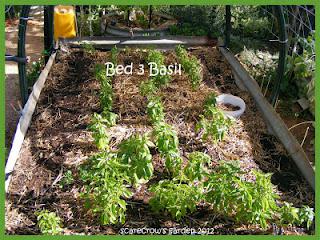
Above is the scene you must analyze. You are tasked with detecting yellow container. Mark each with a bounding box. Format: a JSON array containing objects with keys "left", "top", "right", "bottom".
[{"left": 54, "top": 5, "right": 76, "bottom": 40}]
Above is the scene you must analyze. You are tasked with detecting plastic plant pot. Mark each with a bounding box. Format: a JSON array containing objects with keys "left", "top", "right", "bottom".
[{"left": 216, "top": 94, "right": 246, "bottom": 119}]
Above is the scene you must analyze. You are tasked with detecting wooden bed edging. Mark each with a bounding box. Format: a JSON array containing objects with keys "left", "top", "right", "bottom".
[
  {"left": 219, "top": 46, "right": 315, "bottom": 190},
  {"left": 5, "top": 51, "right": 57, "bottom": 193}
]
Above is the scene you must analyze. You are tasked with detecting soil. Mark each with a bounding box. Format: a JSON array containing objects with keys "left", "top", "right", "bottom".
[{"left": 5, "top": 46, "right": 314, "bottom": 235}]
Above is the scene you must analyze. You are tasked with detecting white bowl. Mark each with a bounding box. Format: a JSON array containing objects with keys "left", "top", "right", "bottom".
[{"left": 216, "top": 94, "right": 246, "bottom": 118}]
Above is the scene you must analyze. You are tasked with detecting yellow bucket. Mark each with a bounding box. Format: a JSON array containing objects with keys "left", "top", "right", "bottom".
[{"left": 54, "top": 5, "right": 76, "bottom": 40}]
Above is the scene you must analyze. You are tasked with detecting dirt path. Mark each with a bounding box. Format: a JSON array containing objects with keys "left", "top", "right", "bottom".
[{"left": 5, "top": 6, "right": 44, "bottom": 152}]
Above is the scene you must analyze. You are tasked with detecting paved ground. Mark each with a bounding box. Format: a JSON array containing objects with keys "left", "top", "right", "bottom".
[{"left": 5, "top": 6, "right": 44, "bottom": 152}]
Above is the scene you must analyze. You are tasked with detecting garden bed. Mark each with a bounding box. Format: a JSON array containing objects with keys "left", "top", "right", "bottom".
[{"left": 6, "top": 46, "right": 314, "bottom": 235}]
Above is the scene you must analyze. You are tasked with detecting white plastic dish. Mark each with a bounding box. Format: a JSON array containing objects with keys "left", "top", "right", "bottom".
[{"left": 216, "top": 94, "right": 246, "bottom": 118}]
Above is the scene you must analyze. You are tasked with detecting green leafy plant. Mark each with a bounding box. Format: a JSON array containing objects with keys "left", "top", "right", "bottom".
[
  {"left": 149, "top": 180, "right": 201, "bottom": 220},
  {"left": 139, "top": 79, "right": 157, "bottom": 97},
  {"left": 146, "top": 96, "right": 165, "bottom": 124},
  {"left": 83, "top": 42, "right": 96, "bottom": 54},
  {"left": 169, "top": 23, "right": 208, "bottom": 36},
  {"left": 204, "top": 92, "right": 217, "bottom": 108},
  {"left": 94, "top": 64, "right": 113, "bottom": 111},
  {"left": 117, "top": 134, "right": 154, "bottom": 185},
  {"left": 35, "top": 210, "right": 63, "bottom": 235},
  {"left": 88, "top": 113, "right": 111, "bottom": 150},
  {"left": 204, "top": 162, "right": 278, "bottom": 229},
  {"left": 59, "top": 170, "right": 74, "bottom": 188},
  {"left": 279, "top": 203, "right": 314, "bottom": 229},
  {"left": 94, "top": 63, "right": 107, "bottom": 82},
  {"left": 183, "top": 152, "right": 211, "bottom": 182},
  {"left": 175, "top": 45, "right": 202, "bottom": 90},
  {"left": 100, "top": 80, "right": 113, "bottom": 111},
  {"left": 152, "top": 122, "right": 182, "bottom": 174},
  {"left": 147, "top": 49, "right": 171, "bottom": 87},
  {"left": 111, "top": 45, "right": 118, "bottom": 65},
  {"left": 235, "top": 170, "right": 279, "bottom": 229},
  {"left": 79, "top": 152, "right": 132, "bottom": 225},
  {"left": 204, "top": 161, "right": 314, "bottom": 229},
  {"left": 196, "top": 105, "right": 232, "bottom": 142}
]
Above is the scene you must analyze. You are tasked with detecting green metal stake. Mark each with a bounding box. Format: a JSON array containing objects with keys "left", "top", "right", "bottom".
[
  {"left": 270, "top": 6, "right": 288, "bottom": 106},
  {"left": 17, "top": 6, "right": 31, "bottom": 105},
  {"left": 225, "top": 5, "right": 231, "bottom": 48}
]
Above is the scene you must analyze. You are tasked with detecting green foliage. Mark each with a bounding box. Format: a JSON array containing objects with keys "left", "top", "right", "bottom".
[
  {"left": 100, "top": 110, "right": 118, "bottom": 127},
  {"left": 83, "top": 42, "right": 96, "bottom": 54},
  {"left": 204, "top": 161, "right": 314, "bottom": 229},
  {"left": 231, "top": 6, "right": 273, "bottom": 40},
  {"left": 196, "top": 104, "right": 232, "bottom": 142},
  {"left": 59, "top": 170, "right": 74, "bottom": 188},
  {"left": 175, "top": 45, "right": 202, "bottom": 90},
  {"left": 236, "top": 170, "right": 279, "bottom": 229},
  {"left": 79, "top": 152, "right": 132, "bottom": 225},
  {"left": 117, "top": 134, "right": 154, "bottom": 185},
  {"left": 284, "top": 34, "right": 315, "bottom": 115},
  {"left": 27, "top": 60, "right": 43, "bottom": 86},
  {"left": 279, "top": 203, "right": 314, "bottom": 229},
  {"left": 137, "top": 14, "right": 148, "bottom": 28},
  {"left": 111, "top": 45, "right": 118, "bottom": 65},
  {"left": 36, "top": 210, "right": 63, "bottom": 235},
  {"left": 146, "top": 96, "right": 165, "bottom": 124},
  {"left": 204, "top": 93, "right": 217, "bottom": 108},
  {"left": 100, "top": 78, "right": 113, "bottom": 111},
  {"left": 205, "top": 162, "right": 243, "bottom": 216},
  {"left": 169, "top": 23, "right": 207, "bottom": 36},
  {"left": 152, "top": 122, "right": 182, "bottom": 174},
  {"left": 149, "top": 180, "right": 201, "bottom": 220},
  {"left": 205, "top": 162, "right": 277, "bottom": 229},
  {"left": 183, "top": 152, "right": 211, "bottom": 182},
  {"left": 139, "top": 80, "right": 157, "bottom": 97},
  {"left": 163, "top": 5, "right": 224, "bottom": 38},
  {"left": 88, "top": 112, "right": 111, "bottom": 150},
  {"left": 147, "top": 49, "right": 171, "bottom": 87},
  {"left": 94, "top": 63, "right": 106, "bottom": 82},
  {"left": 94, "top": 64, "right": 113, "bottom": 111}
]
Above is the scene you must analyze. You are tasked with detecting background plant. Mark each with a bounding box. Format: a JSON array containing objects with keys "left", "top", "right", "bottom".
[{"left": 139, "top": 79, "right": 158, "bottom": 97}]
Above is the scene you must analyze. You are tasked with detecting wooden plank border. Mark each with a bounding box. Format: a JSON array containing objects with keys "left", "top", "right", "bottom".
[
  {"left": 219, "top": 46, "right": 315, "bottom": 190},
  {"left": 5, "top": 51, "right": 57, "bottom": 193}
]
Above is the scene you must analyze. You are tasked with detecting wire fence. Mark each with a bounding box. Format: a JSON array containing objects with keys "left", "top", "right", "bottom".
[{"left": 229, "top": 5, "right": 315, "bottom": 116}]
